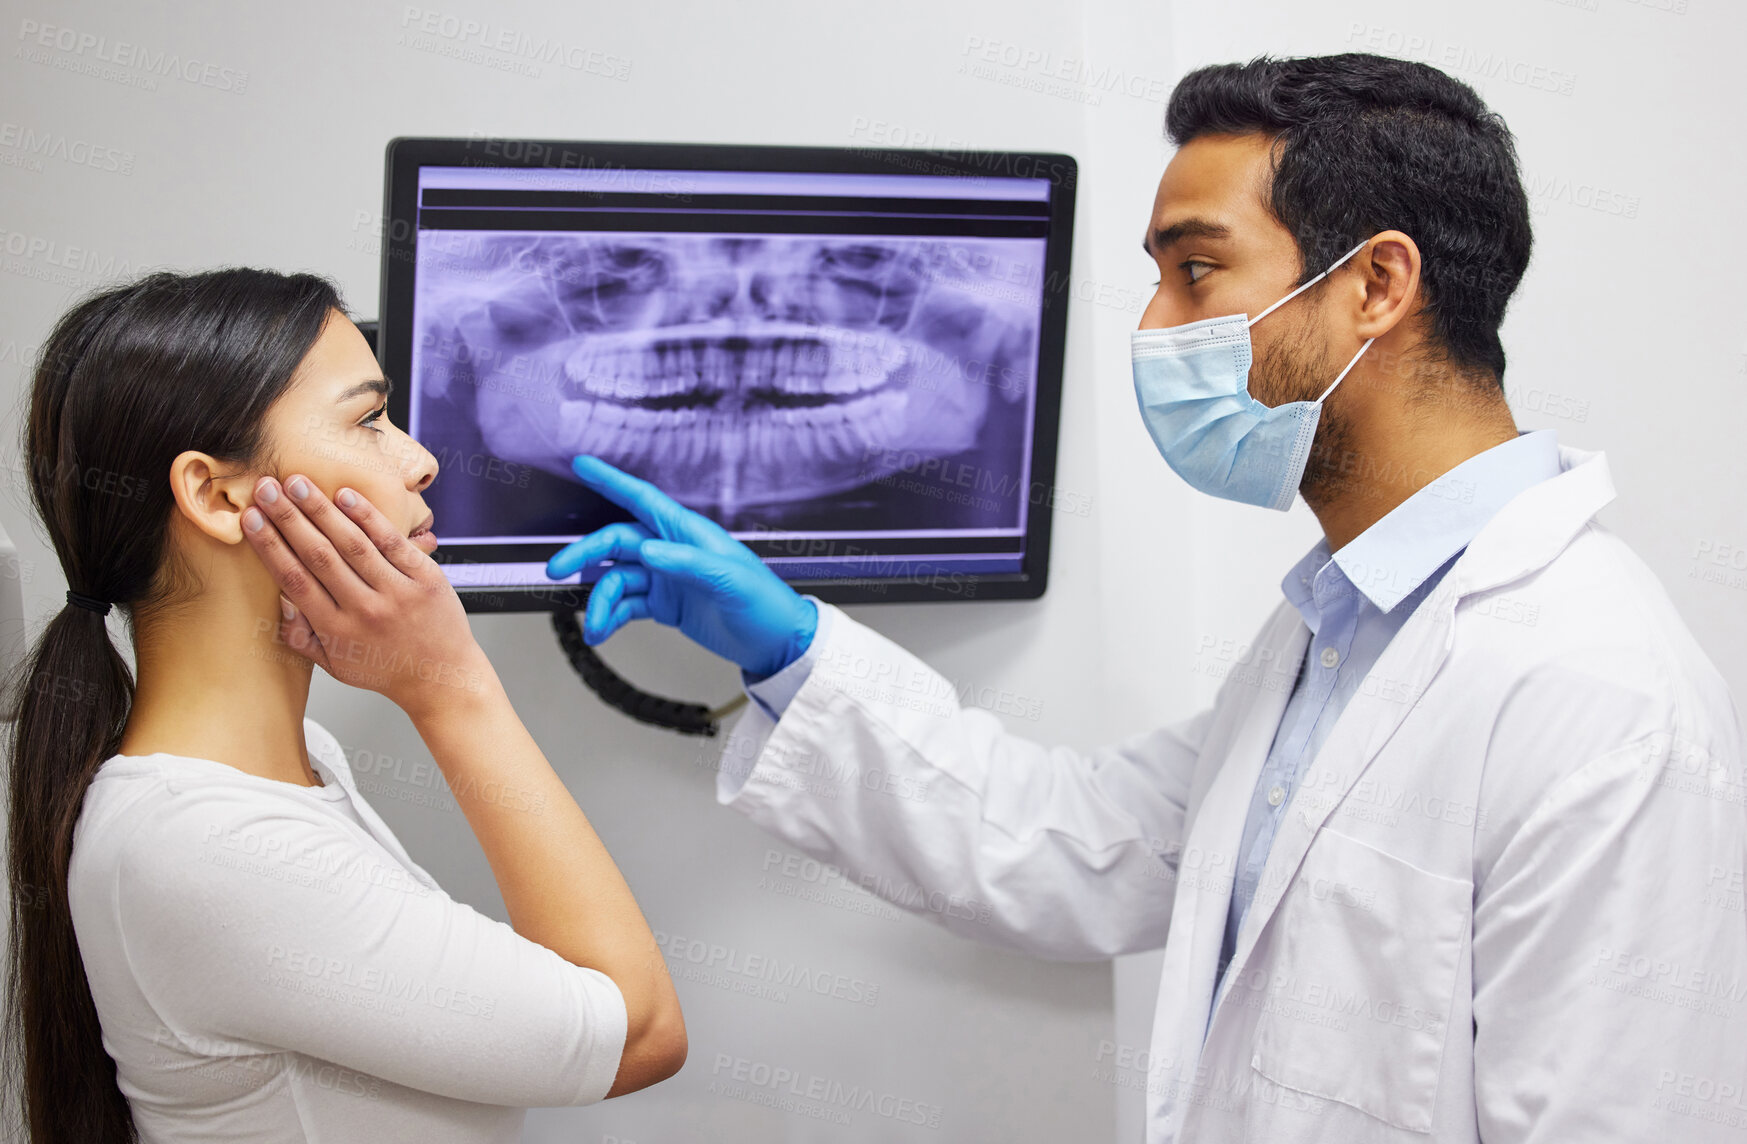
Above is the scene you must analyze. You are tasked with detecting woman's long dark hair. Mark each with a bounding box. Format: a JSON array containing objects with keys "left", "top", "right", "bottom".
[{"left": 1, "top": 268, "right": 342, "bottom": 1141}]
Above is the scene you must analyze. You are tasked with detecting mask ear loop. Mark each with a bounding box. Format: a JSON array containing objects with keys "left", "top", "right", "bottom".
[
  {"left": 1313, "top": 337, "right": 1375, "bottom": 404},
  {"left": 1244, "top": 238, "right": 1376, "bottom": 404},
  {"left": 1245, "top": 239, "right": 1370, "bottom": 329}
]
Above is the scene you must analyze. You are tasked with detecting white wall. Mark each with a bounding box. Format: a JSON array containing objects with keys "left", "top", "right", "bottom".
[
  {"left": 2, "top": 1, "right": 1741, "bottom": 1141},
  {"left": 0, "top": 520, "right": 21, "bottom": 686}
]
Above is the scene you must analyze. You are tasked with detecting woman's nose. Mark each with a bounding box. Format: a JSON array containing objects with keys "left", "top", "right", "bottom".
[{"left": 402, "top": 437, "right": 438, "bottom": 491}]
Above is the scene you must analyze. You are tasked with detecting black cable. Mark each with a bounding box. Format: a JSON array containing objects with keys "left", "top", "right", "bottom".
[{"left": 550, "top": 610, "right": 745, "bottom": 736}]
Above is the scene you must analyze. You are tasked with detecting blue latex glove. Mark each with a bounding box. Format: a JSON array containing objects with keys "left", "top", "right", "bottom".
[{"left": 544, "top": 455, "right": 819, "bottom": 679}]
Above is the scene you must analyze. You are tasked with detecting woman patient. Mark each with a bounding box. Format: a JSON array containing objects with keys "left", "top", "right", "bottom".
[{"left": 3, "top": 267, "right": 685, "bottom": 1142}]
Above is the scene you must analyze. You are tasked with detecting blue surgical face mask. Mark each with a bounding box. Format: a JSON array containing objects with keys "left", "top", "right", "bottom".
[{"left": 1130, "top": 240, "right": 1375, "bottom": 511}]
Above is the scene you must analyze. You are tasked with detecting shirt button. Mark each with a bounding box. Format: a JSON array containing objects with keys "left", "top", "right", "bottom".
[
  {"left": 1267, "top": 785, "right": 1285, "bottom": 807},
  {"left": 1320, "top": 646, "right": 1340, "bottom": 669}
]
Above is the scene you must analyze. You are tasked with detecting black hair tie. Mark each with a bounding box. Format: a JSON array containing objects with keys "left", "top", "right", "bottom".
[{"left": 65, "top": 590, "right": 112, "bottom": 616}]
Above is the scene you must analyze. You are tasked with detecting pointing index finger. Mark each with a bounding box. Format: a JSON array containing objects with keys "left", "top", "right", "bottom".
[
  {"left": 568, "top": 455, "right": 686, "bottom": 535},
  {"left": 569, "top": 454, "right": 739, "bottom": 554}
]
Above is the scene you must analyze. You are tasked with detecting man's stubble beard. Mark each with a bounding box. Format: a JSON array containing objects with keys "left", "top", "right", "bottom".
[{"left": 1249, "top": 314, "right": 1362, "bottom": 514}]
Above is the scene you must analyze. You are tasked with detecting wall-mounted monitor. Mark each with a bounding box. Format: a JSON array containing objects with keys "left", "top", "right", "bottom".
[{"left": 378, "top": 137, "right": 1076, "bottom": 611}]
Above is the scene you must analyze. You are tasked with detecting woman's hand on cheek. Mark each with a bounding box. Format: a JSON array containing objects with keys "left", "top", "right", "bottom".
[{"left": 240, "top": 474, "right": 497, "bottom": 719}]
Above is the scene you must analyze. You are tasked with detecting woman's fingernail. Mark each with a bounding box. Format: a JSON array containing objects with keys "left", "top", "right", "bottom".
[
  {"left": 337, "top": 488, "right": 356, "bottom": 509},
  {"left": 244, "top": 508, "right": 265, "bottom": 532},
  {"left": 256, "top": 479, "right": 279, "bottom": 505},
  {"left": 287, "top": 476, "right": 309, "bottom": 500},
  {"left": 280, "top": 597, "right": 295, "bottom": 620}
]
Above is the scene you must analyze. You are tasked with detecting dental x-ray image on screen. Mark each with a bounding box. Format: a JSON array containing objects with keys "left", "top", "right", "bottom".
[
  {"left": 412, "top": 231, "right": 1041, "bottom": 529},
  {"left": 379, "top": 142, "right": 1075, "bottom": 607}
]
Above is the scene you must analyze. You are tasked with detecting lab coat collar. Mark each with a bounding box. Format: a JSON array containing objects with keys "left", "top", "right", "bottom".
[
  {"left": 1328, "top": 429, "right": 1564, "bottom": 613},
  {"left": 1280, "top": 429, "right": 1565, "bottom": 624},
  {"left": 1445, "top": 443, "right": 1616, "bottom": 599}
]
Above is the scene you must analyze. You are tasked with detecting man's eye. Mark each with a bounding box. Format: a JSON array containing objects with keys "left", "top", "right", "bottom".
[{"left": 1182, "top": 260, "right": 1214, "bottom": 285}]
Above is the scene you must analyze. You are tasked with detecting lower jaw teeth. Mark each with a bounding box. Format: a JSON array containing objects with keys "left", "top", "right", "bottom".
[
  {"left": 469, "top": 347, "right": 987, "bottom": 515},
  {"left": 548, "top": 390, "right": 906, "bottom": 509},
  {"left": 563, "top": 326, "right": 910, "bottom": 404}
]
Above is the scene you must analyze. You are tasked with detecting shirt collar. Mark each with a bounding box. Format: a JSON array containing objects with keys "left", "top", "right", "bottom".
[{"left": 1281, "top": 429, "right": 1565, "bottom": 623}]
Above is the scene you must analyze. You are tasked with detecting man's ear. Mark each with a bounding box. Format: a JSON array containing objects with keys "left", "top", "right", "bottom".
[
  {"left": 168, "top": 450, "right": 256, "bottom": 544},
  {"left": 1352, "top": 230, "right": 1422, "bottom": 342}
]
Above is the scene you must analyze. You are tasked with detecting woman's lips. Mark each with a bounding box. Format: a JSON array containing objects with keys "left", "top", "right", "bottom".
[{"left": 410, "top": 517, "right": 438, "bottom": 553}]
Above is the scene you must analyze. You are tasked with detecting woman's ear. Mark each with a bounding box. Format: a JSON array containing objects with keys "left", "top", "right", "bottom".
[{"left": 168, "top": 450, "right": 256, "bottom": 544}]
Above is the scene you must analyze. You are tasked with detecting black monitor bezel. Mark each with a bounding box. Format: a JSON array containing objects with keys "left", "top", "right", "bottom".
[{"left": 378, "top": 136, "right": 1077, "bottom": 613}]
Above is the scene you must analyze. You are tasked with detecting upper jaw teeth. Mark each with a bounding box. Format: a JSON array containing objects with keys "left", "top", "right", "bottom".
[{"left": 560, "top": 321, "right": 908, "bottom": 405}]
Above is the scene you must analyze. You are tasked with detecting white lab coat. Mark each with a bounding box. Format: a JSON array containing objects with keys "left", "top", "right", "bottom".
[{"left": 716, "top": 444, "right": 1747, "bottom": 1143}]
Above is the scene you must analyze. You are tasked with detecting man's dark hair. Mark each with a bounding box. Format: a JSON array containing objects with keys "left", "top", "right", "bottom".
[{"left": 1166, "top": 53, "right": 1532, "bottom": 384}]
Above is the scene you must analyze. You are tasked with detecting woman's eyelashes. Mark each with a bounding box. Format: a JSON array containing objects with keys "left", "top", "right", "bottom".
[{"left": 360, "top": 403, "right": 388, "bottom": 433}]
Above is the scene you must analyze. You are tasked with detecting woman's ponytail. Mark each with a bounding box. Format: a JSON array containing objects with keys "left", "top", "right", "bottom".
[{"left": 3, "top": 599, "right": 138, "bottom": 1141}]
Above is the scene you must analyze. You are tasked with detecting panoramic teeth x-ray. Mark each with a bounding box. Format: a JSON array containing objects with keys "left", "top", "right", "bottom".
[{"left": 413, "top": 232, "right": 1042, "bottom": 527}]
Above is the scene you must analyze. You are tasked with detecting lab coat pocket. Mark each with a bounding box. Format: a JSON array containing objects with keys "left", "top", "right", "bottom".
[{"left": 1250, "top": 828, "right": 1469, "bottom": 1133}]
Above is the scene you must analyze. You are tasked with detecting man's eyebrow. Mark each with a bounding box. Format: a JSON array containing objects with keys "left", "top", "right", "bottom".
[
  {"left": 335, "top": 377, "right": 392, "bottom": 403},
  {"left": 1143, "top": 218, "right": 1233, "bottom": 256}
]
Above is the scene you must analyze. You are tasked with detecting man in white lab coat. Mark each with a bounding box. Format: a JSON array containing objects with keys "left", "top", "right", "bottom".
[{"left": 548, "top": 54, "right": 1747, "bottom": 1142}]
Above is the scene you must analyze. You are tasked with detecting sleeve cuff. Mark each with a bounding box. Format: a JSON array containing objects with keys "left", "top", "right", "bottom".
[
  {"left": 741, "top": 595, "right": 831, "bottom": 722},
  {"left": 570, "top": 966, "right": 630, "bottom": 1105}
]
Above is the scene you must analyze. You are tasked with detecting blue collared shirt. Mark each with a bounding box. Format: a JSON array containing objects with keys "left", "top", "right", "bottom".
[{"left": 1213, "top": 429, "right": 1565, "bottom": 993}]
